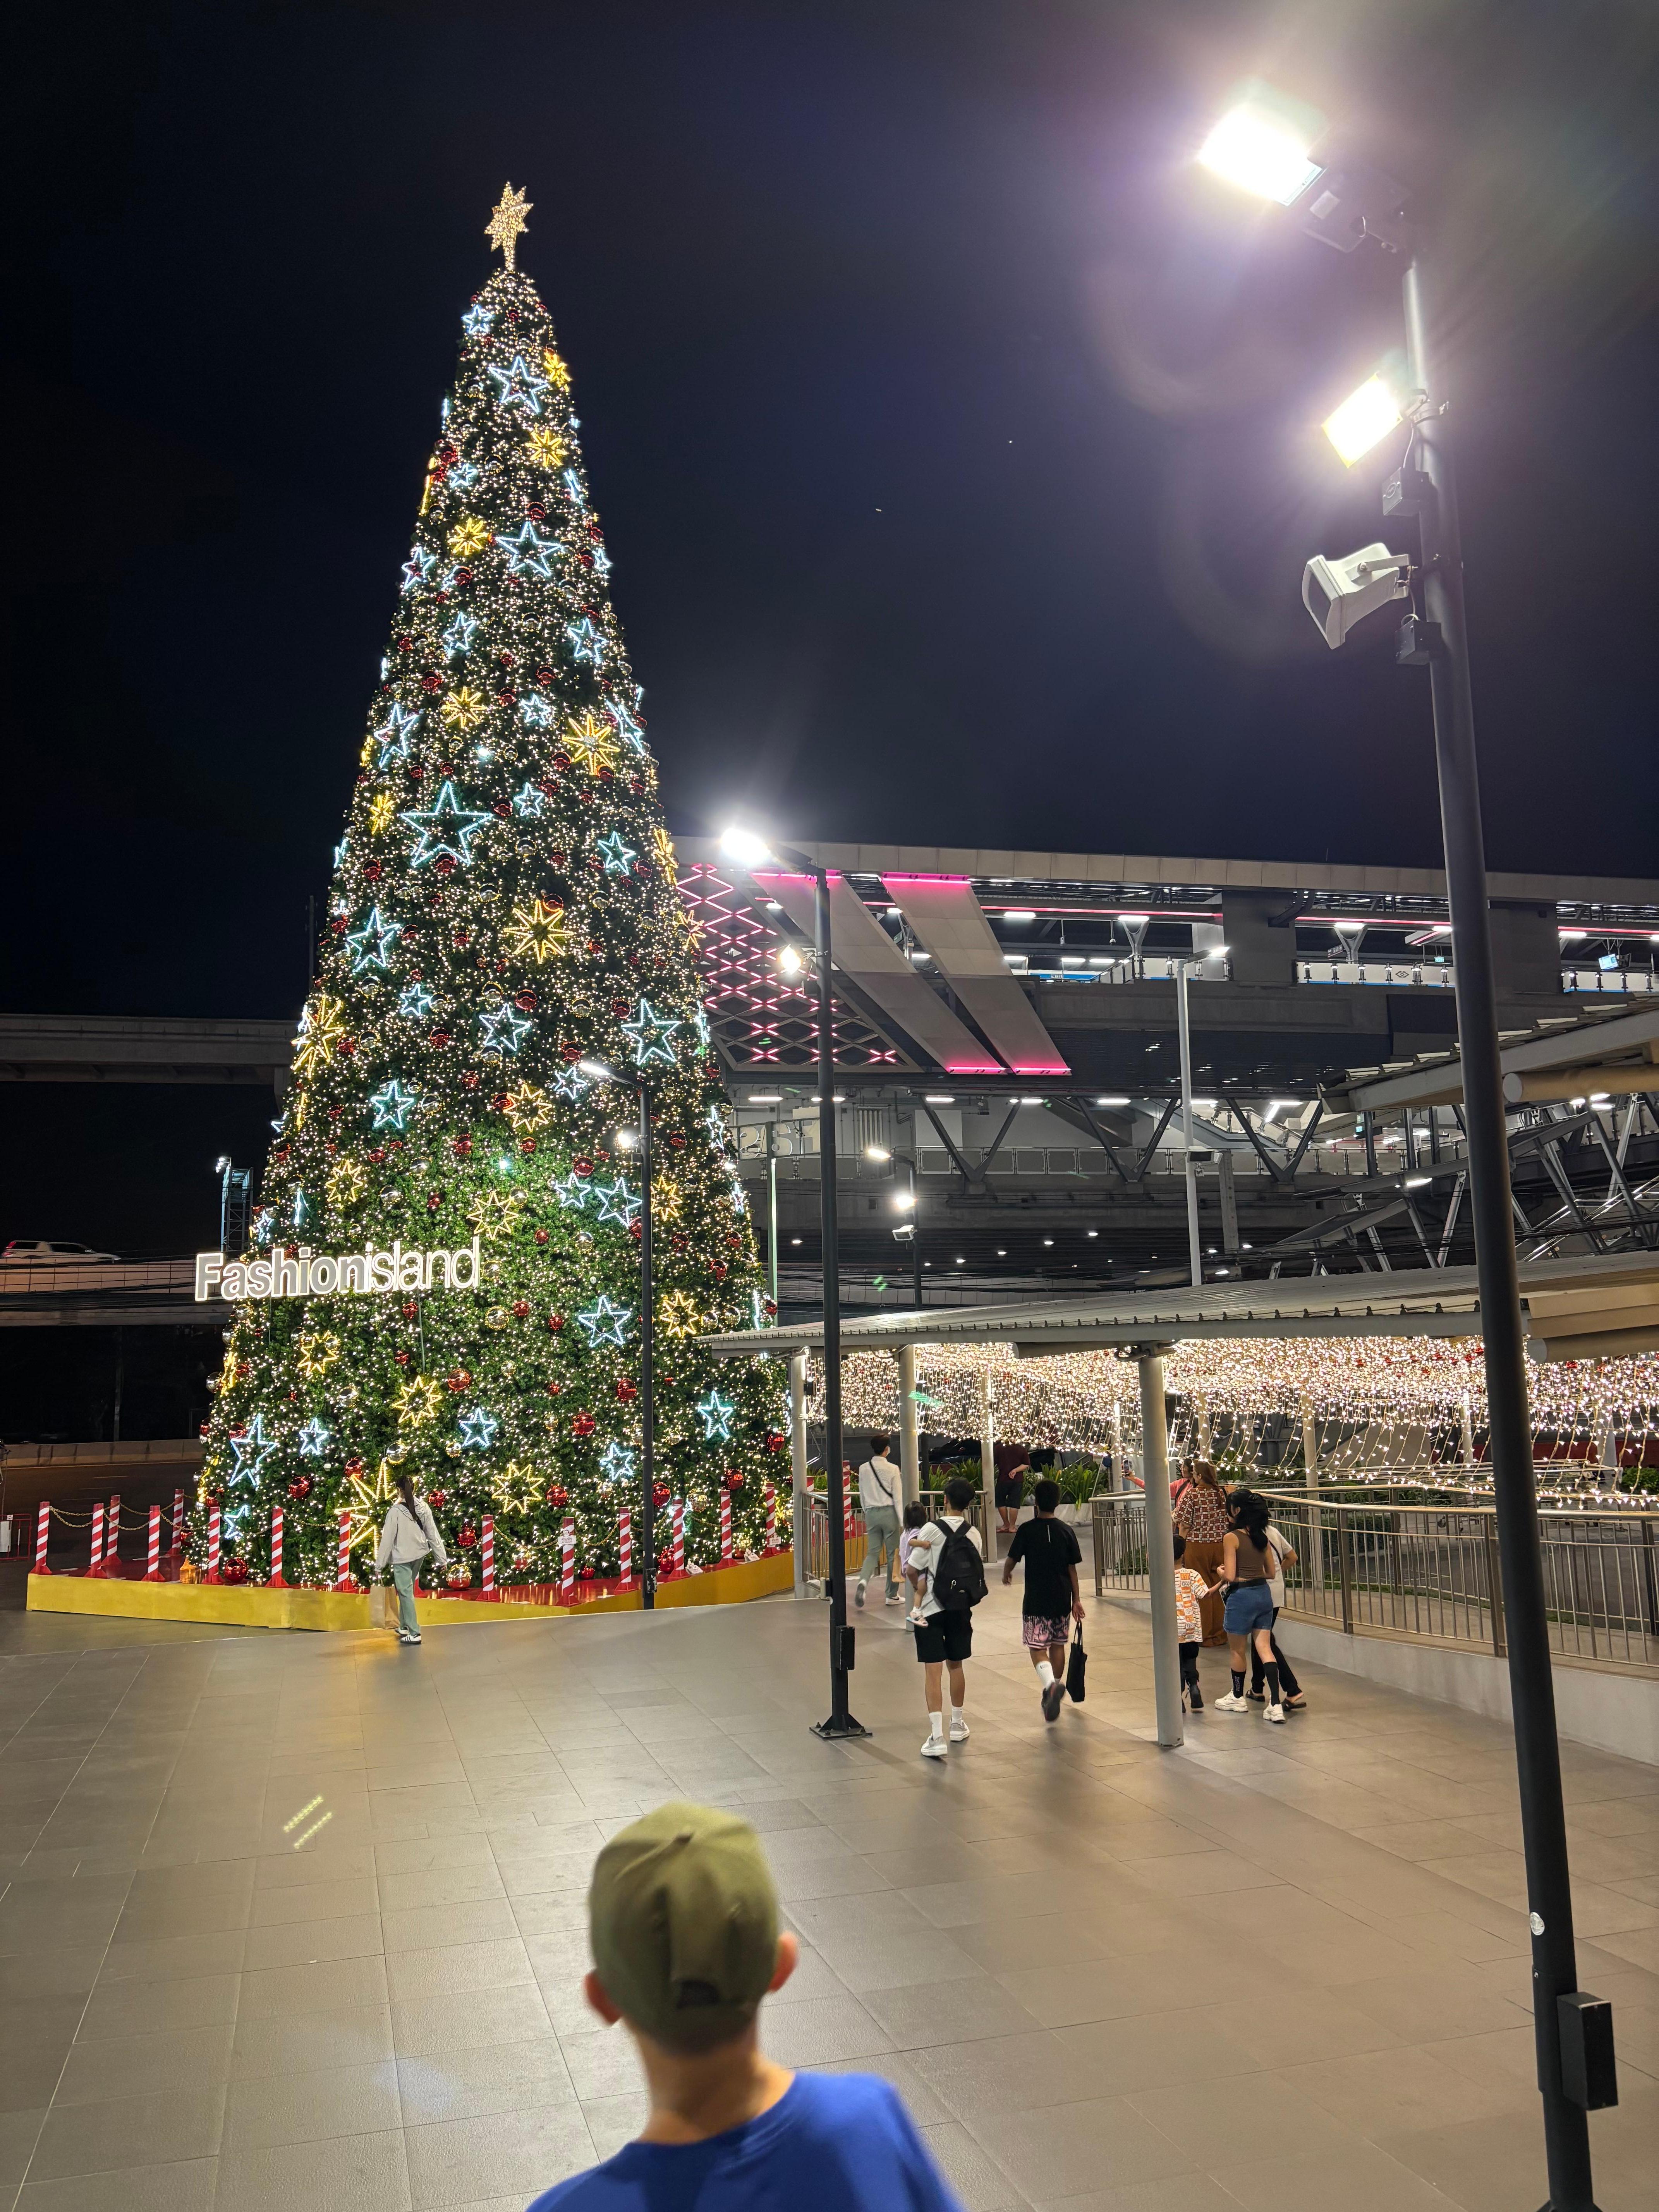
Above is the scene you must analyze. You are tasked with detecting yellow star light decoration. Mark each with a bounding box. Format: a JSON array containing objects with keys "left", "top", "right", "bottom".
[
  {"left": 440, "top": 686, "right": 488, "bottom": 733},
  {"left": 526, "top": 424, "right": 566, "bottom": 471},
  {"left": 328, "top": 1159, "right": 368, "bottom": 1208},
  {"left": 395, "top": 1374, "right": 444, "bottom": 1429},
  {"left": 345, "top": 1456, "right": 397, "bottom": 1554},
  {"left": 504, "top": 899, "right": 571, "bottom": 965},
  {"left": 368, "top": 790, "right": 396, "bottom": 835},
  {"left": 492, "top": 1460, "right": 542, "bottom": 1516},
  {"left": 293, "top": 994, "right": 346, "bottom": 1079},
  {"left": 564, "top": 711, "right": 619, "bottom": 775},
  {"left": 296, "top": 1331, "right": 342, "bottom": 1381},
  {"left": 652, "top": 1175, "right": 685, "bottom": 1224},
  {"left": 486, "top": 183, "right": 532, "bottom": 270},
  {"left": 504, "top": 1083, "right": 551, "bottom": 1133},
  {"left": 448, "top": 515, "right": 491, "bottom": 560},
  {"left": 653, "top": 826, "right": 676, "bottom": 876},
  {"left": 467, "top": 1188, "right": 525, "bottom": 1242},
  {"left": 542, "top": 348, "right": 571, "bottom": 392},
  {"left": 659, "top": 1290, "right": 704, "bottom": 1339}
]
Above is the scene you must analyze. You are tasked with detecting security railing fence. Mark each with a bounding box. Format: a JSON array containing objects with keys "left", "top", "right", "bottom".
[{"left": 1090, "top": 1488, "right": 1659, "bottom": 1671}]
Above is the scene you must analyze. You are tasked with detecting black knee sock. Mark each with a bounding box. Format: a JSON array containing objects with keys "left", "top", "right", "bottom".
[
  {"left": 1230, "top": 1670, "right": 1245, "bottom": 1699},
  {"left": 1264, "top": 1661, "right": 1281, "bottom": 1706}
]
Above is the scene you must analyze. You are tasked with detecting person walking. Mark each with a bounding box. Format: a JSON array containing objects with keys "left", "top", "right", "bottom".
[
  {"left": 1248, "top": 1516, "right": 1307, "bottom": 1711},
  {"left": 1001, "top": 1476, "right": 1085, "bottom": 1722},
  {"left": 374, "top": 1470, "right": 447, "bottom": 1646},
  {"left": 853, "top": 1434, "right": 903, "bottom": 1610},
  {"left": 993, "top": 1443, "right": 1030, "bottom": 1537},
  {"left": 898, "top": 1500, "right": 929, "bottom": 1625},
  {"left": 1173, "top": 1458, "right": 1230, "bottom": 1646},
  {"left": 1211, "top": 1488, "right": 1286, "bottom": 1721},
  {"left": 1173, "top": 1533, "right": 1218, "bottom": 1712},
  {"left": 906, "top": 1475, "right": 986, "bottom": 1758}
]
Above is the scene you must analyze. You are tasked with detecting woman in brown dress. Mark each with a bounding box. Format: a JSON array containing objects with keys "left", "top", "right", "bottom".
[{"left": 1172, "top": 1460, "right": 1229, "bottom": 1645}]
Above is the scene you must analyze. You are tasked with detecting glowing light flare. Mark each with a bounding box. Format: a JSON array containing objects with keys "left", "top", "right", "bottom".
[
  {"left": 1196, "top": 90, "right": 1324, "bottom": 206},
  {"left": 1323, "top": 374, "right": 1405, "bottom": 466}
]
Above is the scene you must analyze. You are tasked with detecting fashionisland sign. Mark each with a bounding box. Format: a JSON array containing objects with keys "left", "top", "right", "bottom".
[{"left": 195, "top": 1237, "right": 483, "bottom": 1302}]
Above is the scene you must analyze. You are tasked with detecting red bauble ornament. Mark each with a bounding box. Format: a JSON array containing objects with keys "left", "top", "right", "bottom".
[
  {"left": 220, "top": 1557, "right": 249, "bottom": 1585},
  {"left": 629, "top": 1221, "right": 643, "bottom": 1242},
  {"left": 395, "top": 1350, "right": 411, "bottom": 1367},
  {"left": 338, "top": 1038, "right": 356, "bottom": 1056},
  {"left": 364, "top": 862, "right": 382, "bottom": 883},
  {"left": 713, "top": 1264, "right": 728, "bottom": 1281},
  {"left": 445, "top": 1369, "right": 471, "bottom": 1393},
  {"left": 546, "top": 1380, "right": 564, "bottom": 1397},
  {"left": 611, "top": 1000, "right": 629, "bottom": 1018},
  {"left": 725, "top": 1471, "right": 745, "bottom": 1493},
  {"left": 436, "top": 854, "right": 457, "bottom": 875},
  {"left": 397, "top": 634, "right": 414, "bottom": 651},
  {"left": 420, "top": 672, "right": 442, "bottom": 693},
  {"left": 573, "top": 1158, "right": 594, "bottom": 1178},
  {"left": 402, "top": 1300, "right": 418, "bottom": 1320},
  {"left": 429, "top": 1488, "right": 447, "bottom": 1510},
  {"left": 520, "top": 1137, "right": 536, "bottom": 1155},
  {"left": 492, "top": 802, "right": 511, "bottom": 820},
  {"left": 547, "top": 1312, "right": 565, "bottom": 1333},
  {"left": 462, "top": 1071, "right": 479, "bottom": 1088},
  {"left": 512, "top": 1300, "right": 530, "bottom": 1320},
  {"left": 615, "top": 1379, "right": 638, "bottom": 1403},
  {"left": 287, "top": 1476, "right": 313, "bottom": 1501},
  {"left": 571, "top": 1411, "right": 596, "bottom": 1439},
  {"left": 457, "top": 1526, "right": 477, "bottom": 1550},
  {"left": 514, "top": 991, "right": 536, "bottom": 1012},
  {"left": 344, "top": 1457, "right": 364, "bottom": 1479},
  {"left": 534, "top": 1228, "right": 549, "bottom": 1247},
  {"left": 766, "top": 1430, "right": 786, "bottom": 1452},
  {"left": 544, "top": 1482, "right": 569, "bottom": 1508},
  {"left": 652, "top": 1481, "right": 670, "bottom": 1506},
  {"left": 452, "top": 1135, "right": 472, "bottom": 1157}
]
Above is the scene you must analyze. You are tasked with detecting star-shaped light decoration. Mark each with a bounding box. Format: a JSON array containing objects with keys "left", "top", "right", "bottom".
[
  {"left": 591, "top": 543, "right": 612, "bottom": 577},
  {"left": 438, "top": 686, "right": 488, "bottom": 733},
  {"left": 596, "top": 831, "right": 637, "bottom": 875},
  {"left": 503, "top": 1083, "right": 550, "bottom": 1133},
  {"left": 592, "top": 1175, "right": 641, "bottom": 1229},
  {"left": 448, "top": 462, "right": 479, "bottom": 490},
  {"left": 487, "top": 354, "right": 551, "bottom": 417},
  {"left": 599, "top": 1440, "right": 637, "bottom": 1483},
  {"left": 398, "top": 981, "right": 436, "bottom": 1022},
  {"left": 575, "top": 1295, "right": 634, "bottom": 1349},
  {"left": 297, "top": 1418, "right": 331, "bottom": 1459},
  {"left": 459, "top": 1407, "right": 500, "bottom": 1451},
  {"left": 511, "top": 783, "right": 545, "bottom": 819},
  {"left": 400, "top": 545, "right": 438, "bottom": 593},
  {"left": 564, "top": 711, "right": 619, "bottom": 775},
  {"left": 403, "top": 780, "right": 492, "bottom": 869},
  {"left": 552, "top": 1066, "right": 593, "bottom": 1102},
  {"left": 327, "top": 1159, "right": 367, "bottom": 1207},
  {"left": 493, "top": 1460, "right": 541, "bottom": 1515},
  {"left": 622, "top": 998, "right": 681, "bottom": 1068},
  {"left": 368, "top": 790, "right": 396, "bottom": 836},
  {"left": 659, "top": 1289, "right": 702, "bottom": 1338},
  {"left": 468, "top": 1187, "right": 524, "bottom": 1240},
  {"left": 519, "top": 693, "right": 554, "bottom": 728},
  {"left": 561, "top": 467, "right": 586, "bottom": 510},
  {"left": 448, "top": 515, "right": 492, "bottom": 560},
  {"left": 652, "top": 1175, "right": 684, "bottom": 1223},
  {"left": 504, "top": 898, "right": 570, "bottom": 965},
  {"left": 346, "top": 906, "right": 404, "bottom": 973},
  {"left": 228, "top": 1415, "right": 277, "bottom": 1483},
  {"left": 292, "top": 993, "right": 347, "bottom": 1077},
  {"left": 542, "top": 347, "right": 571, "bottom": 392},
  {"left": 343, "top": 1456, "right": 397, "bottom": 1556},
  {"left": 442, "top": 611, "right": 479, "bottom": 660},
  {"left": 705, "top": 1103, "right": 731, "bottom": 1147},
  {"left": 479, "top": 1002, "right": 534, "bottom": 1057},
  {"left": 462, "top": 303, "right": 495, "bottom": 338},
  {"left": 527, "top": 424, "right": 566, "bottom": 471},
  {"left": 604, "top": 695, "right": 646, "bottom": 751},
  {"left": 553, "top": 1172, "right": 593, "bottom": 1213},
  {"left": 395, "top": 1374, "right": 444, "bottom": 1428},
  {"left": 692, "top": 1005, "right": 712, "bottom": 1049},
  {"left": 694, "top": 1389, "right": 737, "bottom": 1443},
  {"left": 296, "top": 1331, "right": 342, "bottom": 1381},
  {"left": 495, "top": 520, "right": 560, "bottom": 579},
  {"left": 369, "top": 1079, "right": 420, "bottom": 1131},
  {"left": 566, "top": 618, "right": 606, "bottom": 666},
  {"left": 486, "top": 182, "right": 533, "bottom": 269},
  {"left": 372, "top": 702, "right": 422, "bottom": 768}
]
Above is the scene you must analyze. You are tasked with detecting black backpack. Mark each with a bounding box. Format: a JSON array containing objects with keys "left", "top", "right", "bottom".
[{"left": 932, "top": 1518, "right": 988, "bottom": 1612}]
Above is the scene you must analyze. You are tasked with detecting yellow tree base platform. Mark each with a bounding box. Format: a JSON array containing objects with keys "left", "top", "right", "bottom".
[{"left": 26, "top": 1550, "right": 794, "bottom": 1632}]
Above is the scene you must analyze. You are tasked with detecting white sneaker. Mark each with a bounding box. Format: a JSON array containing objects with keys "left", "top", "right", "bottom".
[
  {"left": 1213, "top": 1692, "right": 1248, "bottom": 1712},
  {"left": 949, "top": 1717, "right": 970, "bottom": 1742},
  {"left": 855, "top": 1582, "right": 866, "bottom": 1609},
  {"left": 1265, "top": 1703, "right": 1286, "bottom": 1723},
  {"left": 921, "top": 1734, "right": 949, "bottom": 1759}
]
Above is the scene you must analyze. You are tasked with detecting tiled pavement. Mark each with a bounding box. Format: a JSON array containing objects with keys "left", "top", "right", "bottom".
[{"left": 1, "top": 1580, "right": 1656, "bottom": 2212}]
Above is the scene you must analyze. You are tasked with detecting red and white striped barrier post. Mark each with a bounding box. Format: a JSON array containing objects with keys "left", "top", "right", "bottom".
[
  {"left": 107, "top": 1493, "right": 121, "bottom": 1571},
  {"left": 206, "top": 1503, "right": 222, "bottom": 1583},
  {"left": 617, "top": 1508, "right": 632, "bottom": 1588},
  {"left": 671, "top": 1501, "right": 685, "bottom": 1578},
  {"left": 87, "top": 1502, "right": 106, "bottom": 1578},
  {"left": 33, "top": 1500, "right": 51, "bottom": 1576},
  {"left": 720, "top": 1491, "right": 732, "bottom": 1561},
  {"left": 333, "top": 1510, "right": 351, "bottom": 1591},
  {"left": 144, "top": 1505, "right": 163, "bottom": 1582},
  {"left": 764, "top": 1484, "right": 777, "bottom": 1554},
  {"left": 170, "top": 1489, "right": 185, "bottom": 1559},
  {"left": 559, "top": 1519, "right": 575, "bottom": 1603},
  {"left": 268, "top": 1506, "right": 285, "bottom": 1588},
  {"left": 843, "top": 1485, "right": 854, "bottom": 1546},
  {"left": 480, "top": 1515, "right": 495, "bottom": 1598}
]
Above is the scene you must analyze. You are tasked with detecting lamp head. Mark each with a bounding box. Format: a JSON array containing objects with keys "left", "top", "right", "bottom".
[
  {"left": 1196, "top": 84, "right": 1324, "bottom": 206},
  {"left": 579, "top": 1058, "right": 617, "bottom": 1083},
  {"left": 720, "top": 826, "right": 777, "bottom": 869}
]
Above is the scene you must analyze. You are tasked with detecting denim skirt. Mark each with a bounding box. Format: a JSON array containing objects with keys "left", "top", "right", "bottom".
[{"left": 1223, "top": 1580, "right": 1274, "bottom": 1635}]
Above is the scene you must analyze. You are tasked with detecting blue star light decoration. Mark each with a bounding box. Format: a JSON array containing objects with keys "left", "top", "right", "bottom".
[
  {"left": 297, "top": 1418, "right": 331, "bottom": 1459},
  {"left": 562, "top": 468, "right": 586, "bottom": 509},
  {"left": 369, "top": 1080, "right": 420, "bottom": 1131},
  {"left": 459, "top": 1407, "right": 500, "bottom": 1451},
  {"left": 552, "top": 1066, "right": 593, "bottom": 1102},
  {"left": 402, "top": 780, "right": 492, "bottom": 869},
  {"left": 447, "top": 461, "right": 480, "bottom": 491},
  {"left": 442, "top": 611, "right": 479, "bottom": 659},
  {"left": 705, "top": 1104, "right": 730, "bottom": 1147},
  {"left": 591, "top": 543, "right": 612, "bottom": 577},
  {"left": 592, "top": 1175, "right": 641, "bottom": 1229},
  {"left": 604, "top": 696, "right": 645, "bottom": 752},
  {"left": 622, "top": 999, "right": 681, "bottom": 1067},
  {"left": 599, "top": 1440, "right": 637, "bottom": 1483},
  {"left": 487, "top": 355, "right": 551, "bottom": 416},
  {"left": 495, "top": 521, "right": 560, "bottom": 580},
  {"left": 401, "top": 545, "right": 438, "bottom": 593},
  {"left": 228, "top": 1415, "right": 277, "bottom": 1484},
  {"left": 596, "top": 831, "right": 636, "bottom": 874},
  {"left": 519, "top": 693, "right": 554, "bottom": 728},
  {"left": 347, "top": 905, "right": 404, "bottom": 974},
  {"left": 292, "top": 1188, "right": 310, "bottom": 1228},
  {"left": 398, "top": 982, "right": 436, "bottom": 1022},
  {"left": 553, "top": 1173, "right": 593, "bottom": 1214},
  {"left": 252, "top": 1208, "right": 275, "bottom": 1245},
  {"left": 373, "top": 703, "right": 421, "bottom": 769},
  {"left": 462, "top": 304, "right": 495, "bottom": 338},
  {"left": 693, "top": 1005, "right": 712, "bottom": 1049},
  {"left": 575, "top": 1295, "right": 634, "bottom": 1350},
  {"left": 511, "top": 782, "right": 546, "bottom": 819},
  {"left": 694, "top": 1389, "right": 737, "bottom": 1443},
  {"left": 479, "top": 1003, "right": 534, "bottom": 1057},
  {"left": 566, "top": 618, "right": 606, "bottom": 666}
]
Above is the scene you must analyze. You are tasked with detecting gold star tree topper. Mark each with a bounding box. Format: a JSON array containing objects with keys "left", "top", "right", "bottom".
[{"left": 486, "top": 183, "right": 532, "bottom": 270}]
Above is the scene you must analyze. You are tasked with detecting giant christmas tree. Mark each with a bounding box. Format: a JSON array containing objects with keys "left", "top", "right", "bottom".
[{"left": 194, "top": 187, "right": 784, "bottom": 1594}]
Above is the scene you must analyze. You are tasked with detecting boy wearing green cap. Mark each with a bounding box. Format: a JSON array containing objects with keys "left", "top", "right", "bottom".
[{"left": 527, "top": 1800, "right": 965, "bottom": 2212}]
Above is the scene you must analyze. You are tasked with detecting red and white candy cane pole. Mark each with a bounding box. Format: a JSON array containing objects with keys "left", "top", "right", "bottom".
[
  {"left": 206, "top": 1502, "right": 222, "bottom": 1583},
  {"left": 560, "top": 1519, "right": 575, "bottom": 1603},
  {"left": 671, "top": 1500, "right": 685, "bottom": 1577},
  {"left": 268, "top": 1505, "right": 285, "bottom": 1588},
  {"left": 333, "top": 1510, "right": 351, "bottom": 1591},
  {"left": 764, "top": 1484, "right": 777, "bottom": 1554},
  {"left": 144, "top": 1505, "right": 163, "bottom": 1582},
  {"left": 87, "top": 1502, "right": 106, "bottom": 1578},
  {"left": 481, "top": 1515, "right": 495, "bottom": 1599},
  {"left": 106, "top": 1493, "right": 121, "bottom": 1571},
  {"left": 843, "top": 1484, "right": 854, "bottom": 1544},
  {"left": 617, "top": 1507, "right": 632, "bottom": 1588},
  {"left": 170, "top": 1488, "right": 185, "bottom": 1558},
  {"left": 33, "top": 1500, "right": 52, "bottom": 1576},
  {"left": 720, "top": 1490, "right": 732, "bottom": 1561}
]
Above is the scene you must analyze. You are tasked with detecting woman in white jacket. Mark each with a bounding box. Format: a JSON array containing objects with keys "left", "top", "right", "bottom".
[{"left": 375, "top": 1472, "right": 447, "bottom": 1646}]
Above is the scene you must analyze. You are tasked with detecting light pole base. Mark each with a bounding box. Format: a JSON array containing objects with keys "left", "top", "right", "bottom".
[{"left": 810, "top": 1714, "right": 871, "bottom": 1740}]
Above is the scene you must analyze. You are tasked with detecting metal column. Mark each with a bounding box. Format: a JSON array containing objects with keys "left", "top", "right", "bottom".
[
  {"left": 789, "top": 1349, "right": 811, "bottom": 1599},
  {"left": 1174, "top": 960, "right": 1203, "bottom": 1288},
  {"left": 1137, "top": 1348, "right": 1183, "bottom": 1748},
  {"left": 897, "top": 1342, "right": 921, "bottom": 1508}
]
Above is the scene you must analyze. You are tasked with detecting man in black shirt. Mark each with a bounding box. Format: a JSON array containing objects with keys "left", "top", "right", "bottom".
[{"left": 1002, "top": 1477, "right": 1085, "bottom": 1723}]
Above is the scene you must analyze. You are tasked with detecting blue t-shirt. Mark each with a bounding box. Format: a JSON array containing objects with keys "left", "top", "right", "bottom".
[{"left": 526, "top": 2070, "right": 963, "bottom": 2212}]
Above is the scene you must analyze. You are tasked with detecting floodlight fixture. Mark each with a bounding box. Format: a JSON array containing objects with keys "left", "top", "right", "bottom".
[
  {"left": 1323, "top": 373, "right": 1405, "bottom": 465},
  {"left": 578, "top": 1057, "right": 618, "bottom": 1083},
  {"left": 891, "top": 1192, "right": 915, "bottom": 1210},
  {"left": 865, "top": 1144, "right": 891, "bottom": 1161},
  {"left": 776, "top": 944, "right": 805, "bottom": 979},
  {"left": 719, "top": 825, "right": 777, "bottom": 869},
  {"left": 1196, "top": 84, "right": 1325, "bottom": 206},
  {"left": 612, "top": 1127, "right": 640, "bottom": 1151},
  {"left": 1302, "top": 542, "right": 1410, "bottom": 647}
]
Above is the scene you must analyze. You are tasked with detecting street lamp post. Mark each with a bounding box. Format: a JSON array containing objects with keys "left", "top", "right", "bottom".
[
  {"left": 1171, "top": 962, "right": 1203, "bottom": 1289},
  {"left": 1195, "top": 91, "right": 1613, "bottom": 2207},
  {"left": 723, "top": 828, "right": 866, "bottom": 1739},
  {"left": 581, "top": 1062, "right": 656, "bottom": 1610}
]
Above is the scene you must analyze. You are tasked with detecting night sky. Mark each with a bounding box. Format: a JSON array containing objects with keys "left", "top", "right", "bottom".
[{"left": 4, "top": 0, "right": 1656, "bottom": 1254}]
